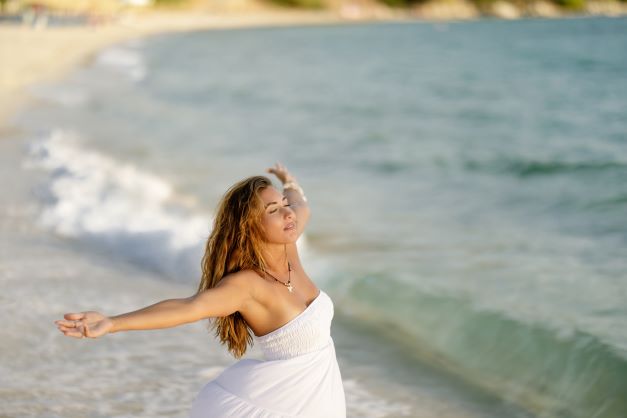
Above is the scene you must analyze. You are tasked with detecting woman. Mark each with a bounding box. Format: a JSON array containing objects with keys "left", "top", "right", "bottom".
[{"left": 54, "top": 163, "right": 346, "bottom": 418}]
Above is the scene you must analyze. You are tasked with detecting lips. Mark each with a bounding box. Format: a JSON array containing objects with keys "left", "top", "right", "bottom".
[{"left": 284, "top": 222, "right": 296, "bottom": 231}]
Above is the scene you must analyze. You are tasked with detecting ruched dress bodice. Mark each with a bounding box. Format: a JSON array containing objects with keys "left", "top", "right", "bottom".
[
  {"left": 253, "top": 290, "right": 331, "bottom": 361},
  {"left": 190, "top": 289, "right": 346, "bottom": 418}
]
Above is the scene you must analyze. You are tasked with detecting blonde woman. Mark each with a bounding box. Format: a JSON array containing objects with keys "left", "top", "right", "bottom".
[{"left": 54, "top": 163, "right": 346, "bottom": 417}]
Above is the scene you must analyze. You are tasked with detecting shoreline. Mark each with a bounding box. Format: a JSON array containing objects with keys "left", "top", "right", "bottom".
[
  {"left": 2, "top": 5, "right": 625, "bottom": 133},
  {"left": 1, "top": 6, "right": 625, "bottom": 131}
]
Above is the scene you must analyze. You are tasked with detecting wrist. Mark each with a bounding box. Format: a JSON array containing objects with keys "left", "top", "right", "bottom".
[
  {"left": 109, "top": 316, "right": 121, "bottom": 333},
  {"left": 283, "top": 181, "right": 307, "bottom": 203},
  {"left": 282, "top": 175, "right": 296, "bottom": 185},
  {"left": 283, "top": 179, "right": 299, "bottom": 189}
]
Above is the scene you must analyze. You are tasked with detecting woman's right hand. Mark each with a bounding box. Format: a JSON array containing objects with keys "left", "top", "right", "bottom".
[{"left": 55, "top": 311, "right": 113, "bottom": 339}]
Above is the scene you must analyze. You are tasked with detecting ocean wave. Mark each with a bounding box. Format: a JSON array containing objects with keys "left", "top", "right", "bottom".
[
  {"left": 330, "top": 274, "right": 627, "bottom": 418},
  {"left": 24, "top": 130, "right": 313, "bottom": 282},
  {"left": 26, "top": 129, "right": 209, "bottom": 280},
  {"left": 463, "top": 157, "right": 627, "bottom": 177}
]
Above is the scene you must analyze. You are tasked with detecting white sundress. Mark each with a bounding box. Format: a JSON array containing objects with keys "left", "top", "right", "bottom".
[{"left": 190, "top": 289, "right": 346, "bottom": 418}]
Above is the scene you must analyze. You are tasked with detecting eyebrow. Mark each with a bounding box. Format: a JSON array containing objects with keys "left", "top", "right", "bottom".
[{"left": 264, "top": 196, "right": 288, "bottom": 209}]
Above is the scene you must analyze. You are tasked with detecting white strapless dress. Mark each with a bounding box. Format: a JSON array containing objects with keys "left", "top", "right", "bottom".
[{"left": 190, "top": 289, "right": 346, "bottom": 418}]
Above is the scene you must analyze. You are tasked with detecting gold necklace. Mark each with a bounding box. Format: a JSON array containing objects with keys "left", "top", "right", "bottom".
[{"left": 263, "top": 261, "right": 293, "bottom": 293}]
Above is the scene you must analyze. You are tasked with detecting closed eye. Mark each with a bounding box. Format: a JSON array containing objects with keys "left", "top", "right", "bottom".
[
  {"left": 268, "top": 196, "right": 289, "bottom": 213},
  {"left": 269, "top": 204, "right": 290, "bottom": 214}
]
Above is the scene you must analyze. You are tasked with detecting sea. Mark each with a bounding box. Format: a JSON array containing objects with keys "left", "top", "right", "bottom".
[{"left": 1, "top": 16, "right": 626, "bottom": 418}]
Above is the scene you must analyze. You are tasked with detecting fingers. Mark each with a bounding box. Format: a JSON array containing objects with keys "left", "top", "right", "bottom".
[
  {"left": 63, "top": 312, "right": 85, "bottom": 320},
  {"left": 56, "top": 324, "right": 79, "bottom": 332},
  {"left": 267, "top": 162, "right": 291, "bottom": 182},
  {"left": 55, "top": 317, "right": 86, "bottom": 339},
  {"left": 56, "top": 321, "right": 84, "bottom": 338},
  {"left": 61, "top": 329, "right": 84, "bottom": 339},
  {"left": 267, "top": 162, "right": 285, "bottom": 172},
  {"left": 55, "top": 319, "right": 78, "bottom": 327}
]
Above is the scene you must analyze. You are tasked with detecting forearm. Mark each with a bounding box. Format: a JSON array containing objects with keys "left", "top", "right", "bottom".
[
  {"left": 283, "top": 177, "right": 308, "bottom": 208},
  {"left": 110, "top": 297, "right": 197, "bottom": 333},
  {"left": 284, "top": 186, "right": 308, "bottom": 208}
]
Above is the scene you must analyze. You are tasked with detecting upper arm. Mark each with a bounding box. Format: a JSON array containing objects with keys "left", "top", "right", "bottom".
[{"left": 188, "top": 272, "right": 254, "bottom": 320}]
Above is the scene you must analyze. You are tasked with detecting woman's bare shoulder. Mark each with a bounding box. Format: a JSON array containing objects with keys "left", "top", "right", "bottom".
[
  {"left": 219, "top": 269, "right": 267, "bottom": 301},
  {"left": 220, "top": 270, "right": 279, "bottom": 325},
  {"left": 218, "top": 269, "right": 262, "bottom": 290}
]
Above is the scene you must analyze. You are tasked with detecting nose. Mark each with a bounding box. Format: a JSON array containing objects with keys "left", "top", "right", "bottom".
[{"left": 282, "top": 205, "right": 295, "bottom": 219}]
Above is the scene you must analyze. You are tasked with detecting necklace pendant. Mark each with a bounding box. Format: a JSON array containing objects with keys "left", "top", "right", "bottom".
[{"left": 287, "top": 284, "right": 293, "bottom": 293}]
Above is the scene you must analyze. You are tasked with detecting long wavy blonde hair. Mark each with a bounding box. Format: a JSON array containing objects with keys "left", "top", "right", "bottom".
[{"left": 197, "top": 175, "right": 272, "bottom": 358}]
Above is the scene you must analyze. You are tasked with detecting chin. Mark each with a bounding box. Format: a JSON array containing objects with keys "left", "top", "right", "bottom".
[
  {"left": 265, "top": 235, "right": 298, "bottom": 245},
  {"left": 280, "top": 236, "right": 298, "bottom": 245},
  {"left": 282, "top": 234, "right": 299, "bottom": 245}
]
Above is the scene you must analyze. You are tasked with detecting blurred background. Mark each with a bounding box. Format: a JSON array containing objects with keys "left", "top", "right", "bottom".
[
  {"left": 1, "top": 2, "right": 626, "bottom": 418},
  {"left": 2, "top": 0, "right": 627, "bottom": 23}
]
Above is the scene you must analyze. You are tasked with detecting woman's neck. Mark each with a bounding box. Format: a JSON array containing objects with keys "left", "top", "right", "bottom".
[{"left": 262, "top": 244, "right": 289, "bottom": 273}]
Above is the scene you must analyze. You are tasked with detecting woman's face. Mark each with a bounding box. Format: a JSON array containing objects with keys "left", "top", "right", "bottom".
[{"left": 259, "top": 186, "right": 298, "bottom": 244}]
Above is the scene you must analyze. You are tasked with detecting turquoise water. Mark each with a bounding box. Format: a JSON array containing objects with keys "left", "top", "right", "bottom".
[{"left": 17, "top": 17, "right": 627, "bottom": 417}]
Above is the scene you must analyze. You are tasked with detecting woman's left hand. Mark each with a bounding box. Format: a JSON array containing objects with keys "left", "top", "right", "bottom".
[{"left": 266, "top": 162, "right": 295, "bottom": 185}]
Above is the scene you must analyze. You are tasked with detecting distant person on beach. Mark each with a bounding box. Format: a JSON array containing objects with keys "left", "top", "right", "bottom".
[{"left": 54, "top": 162, "right": 346, "bottom": 417}]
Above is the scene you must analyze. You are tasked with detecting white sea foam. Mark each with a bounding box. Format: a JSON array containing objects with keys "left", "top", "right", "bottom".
[
  {"left": 95, "top": 42, "right": 147, "bottom": 82},
  {"left": 26, "top": 129, "right": 209, "bottom": 280},
  {"left": 343, "top": 378, "right": 412, "bottom": 418},
  {"left": 24, "top": 130, "right": 313, "bottom": 282}
]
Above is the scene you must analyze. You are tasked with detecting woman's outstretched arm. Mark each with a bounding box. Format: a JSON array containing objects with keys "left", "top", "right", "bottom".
[{"left": 55, "top": 272, "right": 253, "bottom": 339}]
